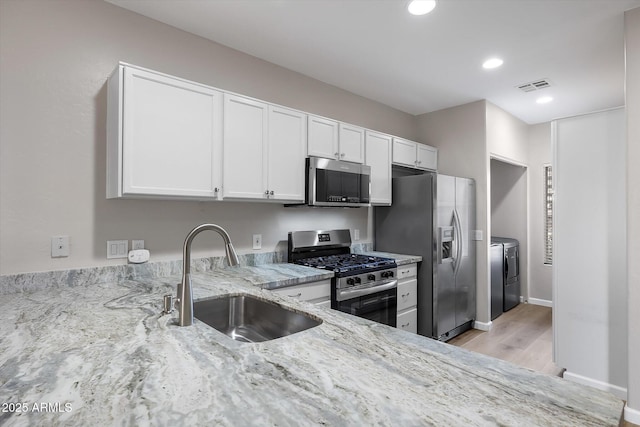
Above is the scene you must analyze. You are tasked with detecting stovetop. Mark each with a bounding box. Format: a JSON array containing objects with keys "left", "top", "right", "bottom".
[{"left": 294, "top": 253, "right": 396, "bottom": 275}]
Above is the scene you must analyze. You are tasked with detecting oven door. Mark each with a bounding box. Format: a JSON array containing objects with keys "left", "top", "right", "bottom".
[{"left": 333, "top": 281, "right": 397, "bottom": 327}]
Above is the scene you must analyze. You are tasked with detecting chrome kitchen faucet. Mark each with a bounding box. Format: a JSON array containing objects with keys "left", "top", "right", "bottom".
[{"left": 175, "top": 223, "right": 239, "bottom": 326}]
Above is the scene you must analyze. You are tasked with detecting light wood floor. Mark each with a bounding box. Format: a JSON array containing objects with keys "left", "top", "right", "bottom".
[
  {"left": 448, "top": 303, "right": 638, "bottom": 427},
  {"left": 448, "top": 303, "right": 563, "bottom": 376}
]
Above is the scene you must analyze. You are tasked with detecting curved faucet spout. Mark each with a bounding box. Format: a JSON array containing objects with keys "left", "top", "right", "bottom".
[{"left": 177, "top": 223, "right": 239, "bottom": 326}]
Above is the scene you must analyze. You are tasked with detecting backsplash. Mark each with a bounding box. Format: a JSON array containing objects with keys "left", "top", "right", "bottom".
[{"left": 0, "top": 243, "right": 372, "bottom": 295}]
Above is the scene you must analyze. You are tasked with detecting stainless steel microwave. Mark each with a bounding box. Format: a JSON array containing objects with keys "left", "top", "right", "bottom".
[{"left": 305, "top": 157, "right": 371, "bottom": 207}]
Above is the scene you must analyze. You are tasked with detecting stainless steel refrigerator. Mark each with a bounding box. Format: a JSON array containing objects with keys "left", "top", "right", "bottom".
[{"left": 375, "top": 173, "right": 476, "bottom": 341}]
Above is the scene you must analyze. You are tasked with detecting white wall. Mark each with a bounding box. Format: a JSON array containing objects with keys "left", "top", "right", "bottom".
[
  {"left": 415, "top": 101, "right": 490, "bottom": 325},
  {"left": 486, "top": 102, "right": 529, "bottom": 164},
  {"left": 490, "top": 159, "right": 528, "bottom": 301},
  {"left": 552, "top": 108, "right": 627, "bottom": 397},
  {"left": 624, "top": 6, "right": 640, "bottom": 424},
  {"left": 527, "top": 123, "right": 553, "bottom": 303},
  {"left": 0, "top": 0, "right": 416, "bottom": 275}
]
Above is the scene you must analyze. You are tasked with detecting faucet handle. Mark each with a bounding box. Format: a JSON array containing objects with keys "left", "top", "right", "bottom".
[{"left": 162, "top": 294, "right": 174, "bottom": 314}]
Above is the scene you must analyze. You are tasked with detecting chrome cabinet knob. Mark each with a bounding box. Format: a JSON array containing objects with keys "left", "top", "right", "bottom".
[{"left": 269, "top": 190, "right": 274, "bottom": 196}]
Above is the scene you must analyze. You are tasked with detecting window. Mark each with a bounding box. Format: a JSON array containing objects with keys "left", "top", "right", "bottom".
[{"left": 544, "top": 165, "right": 553, "bottom": 265}]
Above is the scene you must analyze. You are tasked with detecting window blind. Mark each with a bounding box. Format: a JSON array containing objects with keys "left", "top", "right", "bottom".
[{"left": 544, "top": 165, "right": 553, "bottom": 265}]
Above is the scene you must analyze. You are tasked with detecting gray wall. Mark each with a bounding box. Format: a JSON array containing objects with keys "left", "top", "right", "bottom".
[{"left": 0, "top": 0, "right": 416, "bottom": 275}]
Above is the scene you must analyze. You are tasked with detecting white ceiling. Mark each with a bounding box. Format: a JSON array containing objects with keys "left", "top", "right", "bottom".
[{"left": 106, "top": 0, "right": 640, "bottom": 124}]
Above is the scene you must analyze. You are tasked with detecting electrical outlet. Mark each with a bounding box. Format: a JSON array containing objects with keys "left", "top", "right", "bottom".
[
  {"left": 252, "top": 234, "right": 262, "bottom": 250},
  {"left": 51, "top": 235, "right": 70, "bottom": 258},
  {"left": 132, "top": 239, "right": 145, "bottom": 250},
  {"left": 107, "top": 240, "right": 128, "bottom": 259}
]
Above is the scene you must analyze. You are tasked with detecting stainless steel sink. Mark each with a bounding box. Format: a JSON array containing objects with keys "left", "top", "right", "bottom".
[{"left": 193, "top": 294, "right": 322, "bottom": 343}]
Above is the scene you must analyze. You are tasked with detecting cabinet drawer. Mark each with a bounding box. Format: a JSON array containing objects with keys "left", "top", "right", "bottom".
[
  {"left": 397, "top": 308, "right": 417, "bottom": 334},
  {"left": 397, "top": 264, "right": 417, "bottom": 279},
  {"left": 271, "top": 279, "right": 331, "bottom": 302},
  {"left": 397, "top": 278, "right": 418, "bottom": 312}
]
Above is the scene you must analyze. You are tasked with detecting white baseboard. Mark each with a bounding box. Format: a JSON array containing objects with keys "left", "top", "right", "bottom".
[
  {"left": 527, "top": 297, "right": 553, "bottom": 307},
  {"left": 624, "top": 404, "right": 640, "bottom": 424},
  {"left": 563, "top": 371, "right": 627, "bottom": 400},
  {"left": 473, "top": 320, "right": 492, "bottom": 331}
]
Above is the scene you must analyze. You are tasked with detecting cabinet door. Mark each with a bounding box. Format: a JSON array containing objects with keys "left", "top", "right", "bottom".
[
  {"left": 392, "top": 137, "right": 417, "bottom": 168},
  {"left": 120, "top": 66, "right": 222, "bottom": 198},
  {"left": 416, "top": 144, "right": 438, "bottom": 171},
  {"left": 308, "top": 115, "right": 339, "bottom": 159},
  {"left": 339, "top": 123, "right": 365, "bottom": 164},
  {"left": 397, "top": 278, "right": 418, "bottom": 312},
  {"left": 223, "top": 94, "right": 268, "bottom": 199},
  {"left": 365, "top": 130, "right": 392, "bottom": 205},
  {"left": 267, "top": 106, "right": 307, "bottom": 202},
  {"left": 397, "top": 308, "right": 418, "bottom": 334}
]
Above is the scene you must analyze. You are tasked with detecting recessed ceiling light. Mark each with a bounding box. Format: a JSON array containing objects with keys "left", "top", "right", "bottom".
[
  {"left": 536, "top": 96, "right": 554, "bottom": 104},
  {"left": 482, "top": 58, "right": 504, "bottom": 69},
  {"left": 408, "top": 0, "right": 437, "bottom": 16}
]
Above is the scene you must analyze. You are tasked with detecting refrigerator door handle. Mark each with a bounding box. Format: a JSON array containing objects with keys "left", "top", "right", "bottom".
[
  {"left": 437, "top": 227, "right": 443, "bottom": 265},
  {"left": 453, "top": 208, "right": 463, "bottom": 278}
]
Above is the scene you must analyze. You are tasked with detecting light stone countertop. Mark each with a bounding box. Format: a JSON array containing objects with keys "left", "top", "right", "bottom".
[
  {"left": 0, "top": 265, "right": 623, "bottom": 426},
  {"left": 357, "top": 250, "right": 422, "bottom": 266}
]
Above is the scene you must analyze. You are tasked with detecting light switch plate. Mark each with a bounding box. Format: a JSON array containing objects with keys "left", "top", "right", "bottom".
[{"left": 107, "top": 240, "right": 128, "bottom": 259}]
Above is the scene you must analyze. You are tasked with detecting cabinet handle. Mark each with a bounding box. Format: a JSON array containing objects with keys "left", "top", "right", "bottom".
[
  {"left": 270, "top": 190, "right": 274, "bottom": 196},
  {"left": 402, "top": 292, "right": 410, "bottom": 298},
  {"left": 287, "top": 292, "right": 302, "bottom": 298},
  {"left": 340, "top": 153, "right": 345, "bottom": 158},
  {"left": 401, "top": 322, "right": 410, "bottom": 328},
  {"left": 265, "top": 190, "right": 269, "bottom": 195},
  {"left": 214, "top": 187, "right": 219, "bottom": 193}
]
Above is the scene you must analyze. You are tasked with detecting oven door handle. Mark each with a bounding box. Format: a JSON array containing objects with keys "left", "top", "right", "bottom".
[{"left": 336, "top": 280, "right": 398, "bottom": 301}]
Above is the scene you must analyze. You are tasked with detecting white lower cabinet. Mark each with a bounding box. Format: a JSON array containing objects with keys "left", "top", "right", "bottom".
[
  {"left": 270, "top": 279, "right": 331, "bottom": 306},
  {"left": 396, "top": 263, "right": 418, "bottom": 334},
  {"left": 397, "top": 308, "right": 418, "bottom": 334}
]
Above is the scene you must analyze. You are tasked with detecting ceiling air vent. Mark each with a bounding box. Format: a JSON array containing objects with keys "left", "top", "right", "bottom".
[{"left": 517, "top": 79, "right": 552, "bottom": 92}]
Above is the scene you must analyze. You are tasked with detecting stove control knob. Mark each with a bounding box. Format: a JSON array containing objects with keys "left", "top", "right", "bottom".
[
  {"left": 381, "top": 271, "right": 394, "bottom": 278},
  {"left": 347, "top": 278, "right": 355, "bottom": 286},
  {"left": 354, "top": 277, "right": 362, "bottom": 284},
  {"left": 388, "top": 271, "right": 394, "bottom": 278},
  {"left": 367, "top": 274, "right": 376, "bottom": 281}
]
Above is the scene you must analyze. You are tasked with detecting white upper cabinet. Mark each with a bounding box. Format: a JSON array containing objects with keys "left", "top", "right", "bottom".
[
  {"left": 307, "top": 115, "right": 365, "bottom": 164},
  {"left": 365, "top": 130, "right": 392, "bottom": 205},
  {"left": 223, "top": 94, "right": 269, "bottom": 199},
  {"left": 223, "top": 95, "right": 307, "bottom": 202},
  {"left": 107, "top": 64, "right": 223, "bottom": 199},
  {"left": 416, "top": 144, "right": 438, "bottom": 171},
  {"left": 392, "top": 137, "right": 437, "bottom": 171},
  {"left": 338, "top": 123, "right": 365, "bottom": 163},
  {"left": 307, "top": 115, "right": 339, "bottom": 160},
  {"left": 266, "top": 105, "right": 307, "bottom": 202}
]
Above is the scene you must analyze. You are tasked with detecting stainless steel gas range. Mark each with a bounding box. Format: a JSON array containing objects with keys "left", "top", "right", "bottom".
[{"left": 288, "top": 229, "right": 398, "bottom": 327}]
